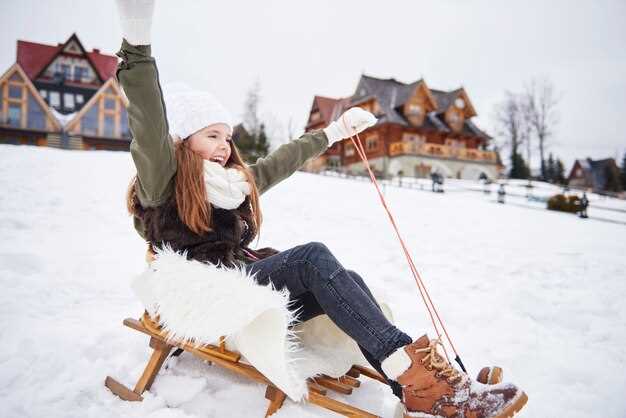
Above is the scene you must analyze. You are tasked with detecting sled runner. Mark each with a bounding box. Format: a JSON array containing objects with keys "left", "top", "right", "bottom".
[{"left": 105, "top": 312, "right": 391, "bottom": 417}]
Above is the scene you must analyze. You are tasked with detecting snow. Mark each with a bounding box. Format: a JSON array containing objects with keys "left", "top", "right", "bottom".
[
  {"left": 1, "top": 144, "right": 625, "bottom": 418},
  {"left": 50, "top": 107, "right": 78, "bottom": 127}
]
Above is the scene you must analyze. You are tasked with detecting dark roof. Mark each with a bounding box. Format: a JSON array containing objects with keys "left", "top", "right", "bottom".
[
  {"left": 344, "top": 75, "right": 489, "bottom": 139},
  {"left": 570, "top": 158, "right": 621, "bottom": 191}
]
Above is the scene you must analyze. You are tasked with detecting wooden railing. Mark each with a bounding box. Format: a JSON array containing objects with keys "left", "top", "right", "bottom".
[{"left": 388, "top": 141, "right": 497, "bottom": 163}]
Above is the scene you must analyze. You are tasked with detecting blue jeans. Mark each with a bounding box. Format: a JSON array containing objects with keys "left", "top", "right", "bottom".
[{"left": 242, "top": 241, "right": 412, "bottom": 397}]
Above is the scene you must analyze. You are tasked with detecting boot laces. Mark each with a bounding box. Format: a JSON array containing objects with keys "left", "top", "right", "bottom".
[{"left": 414, "top": 337, "right": 463, "bottom": 384}]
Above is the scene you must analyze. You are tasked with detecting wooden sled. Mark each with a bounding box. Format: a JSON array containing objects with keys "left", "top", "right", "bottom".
[{"left": 105, "top": 312, "right": 390, "bottom": 417}]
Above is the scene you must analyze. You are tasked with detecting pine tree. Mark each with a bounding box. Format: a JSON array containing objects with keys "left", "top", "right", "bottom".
[
  {"left": 510, "top": 152, "right": 530, "bottom": 179},
  {"left": 605, "top": 163, "right": 623, "bottom": 193},
  {"left": 621, "top": 152, "right": 626, "bottom": 191},
  {"left": 255, "top": 124, "right": 270, "bottom": 159},
  {"left": 555, "top": 158, "right": 565, "bottom": 184},
  {"left": 546, "top": 153, "right": 555, "bottom": 183}
]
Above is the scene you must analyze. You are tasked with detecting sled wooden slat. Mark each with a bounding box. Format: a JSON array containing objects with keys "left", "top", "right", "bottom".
[
  {"left": 351, "top": 365, "right": 388, "bottom": 384},
  {"left": 264, "top": 386, "right": 287, "bottom": 417},
  {"left": 307, "top": 390, "right": 380, "bottom": 418},
  {"left": 134, "top": 338, "right": 172, "bottom": 393},
  {"left": 104, "top": 376, "right": 143, "bottom": 401},
  {"left": 306, "top": 381, "right": 328, "bottom": 395},
  {"left": 312, "top": 376, "right": 353, "bottom": 395},
  {"left": 106, "top": 313, "right": 387, "bottom": 417},
  {"left": 337, "top": 375, "right": 361, "bottom": 388}
]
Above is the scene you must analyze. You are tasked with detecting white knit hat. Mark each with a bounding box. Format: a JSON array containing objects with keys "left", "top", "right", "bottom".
[{"left": 162, "top": 82, "right": 234, "bottom": 140}]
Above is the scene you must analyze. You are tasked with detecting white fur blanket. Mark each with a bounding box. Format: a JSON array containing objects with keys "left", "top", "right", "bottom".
[{"left": 131, "top": 246, "right": 394, "bottom": 401}]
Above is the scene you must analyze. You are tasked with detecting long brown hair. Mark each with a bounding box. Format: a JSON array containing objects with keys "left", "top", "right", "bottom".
[{"left": 126, "top": 138, "right": 263, "bottom": 240}]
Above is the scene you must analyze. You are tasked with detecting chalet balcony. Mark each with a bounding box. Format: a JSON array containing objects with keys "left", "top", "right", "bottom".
[{"left": 388, "top": 141, "right": 497, "bottom": 163}]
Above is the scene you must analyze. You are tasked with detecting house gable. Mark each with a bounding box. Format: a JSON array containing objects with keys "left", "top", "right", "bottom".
[
  {"left": 65, "top": 78, "right": 129, "bottom": 139},
  {"left": 402, "top": 81, "right": 438, "bottom": 127},
  {"left": 0, "top": 63, "right": 61, "bottom": 132},
  {"left": 34, "top": 34, "right": 102, "bottom": 86}
]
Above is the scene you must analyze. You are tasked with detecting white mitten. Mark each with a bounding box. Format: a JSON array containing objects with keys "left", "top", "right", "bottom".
[
  {"left": 323, "top": 107, "right": 377, "bottom": 146},
  {"left": 115, "top": 0, "right": 156, "bottom": 46}
]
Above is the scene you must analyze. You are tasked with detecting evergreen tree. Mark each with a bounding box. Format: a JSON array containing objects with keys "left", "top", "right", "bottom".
[
  {"left": 545, "top": 153, "right": 555, "bottom": 183},
  {"left": 605, "top": 163, "right": 623, "bottom": 193},
  {"left": 510, "top": 152, "right": 530, "bottom": 179},
  {"left": 555, "top": 158, "right": 566, "bottom": 184},
  {"left": 235, "top": 127, "right": 271, "bottom": 164},
  {"left": 255, "top": 124, "right": 270, "bottom": 159},
  {"left": 236, "top": 82, "right": 272, "bottom": 164},
  {"left": 621, "top": 152, "right": 626, "bottom": 191}
]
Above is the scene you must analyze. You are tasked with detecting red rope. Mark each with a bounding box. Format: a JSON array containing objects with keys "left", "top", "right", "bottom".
[{"left": 340, "top": 115, "right": 461, "bottom": 363}]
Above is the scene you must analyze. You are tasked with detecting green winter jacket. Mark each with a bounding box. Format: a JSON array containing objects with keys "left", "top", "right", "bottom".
[{"left": 115, "top": 40, "right": 329, "bottom": 241}]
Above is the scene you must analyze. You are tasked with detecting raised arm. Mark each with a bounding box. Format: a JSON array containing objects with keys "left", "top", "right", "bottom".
[
  {"left": 250, "top": 107, "right": 377, "bottom": 195},
  {"left": 249, "top": 130, "right": 329, "bottom": 195},
  {"left": 116, "top": 0, "right": 176, "bottom": 207}
]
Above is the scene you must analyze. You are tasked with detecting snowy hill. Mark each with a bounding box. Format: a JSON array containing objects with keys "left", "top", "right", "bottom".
[{"left": 1, "top": 145, "right": 625, "bottom": 418}]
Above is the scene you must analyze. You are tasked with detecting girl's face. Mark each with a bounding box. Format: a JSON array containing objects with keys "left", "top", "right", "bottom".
[{"left": 187, "top": 123, "right": 233, "bottom": 166}]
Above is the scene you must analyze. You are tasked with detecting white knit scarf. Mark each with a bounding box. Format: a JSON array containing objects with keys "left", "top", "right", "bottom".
[{"left": 203, "top": 160, "right": 251, "bottom": 210}]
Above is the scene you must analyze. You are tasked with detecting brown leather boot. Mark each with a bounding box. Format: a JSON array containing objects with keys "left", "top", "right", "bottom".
[{"left": 395, "top": 335, "right": 527, "bottom": 418}]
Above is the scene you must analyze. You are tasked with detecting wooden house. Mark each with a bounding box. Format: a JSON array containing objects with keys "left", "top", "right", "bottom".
[
  {"left": 0, "top": 33, "right": 130, "bottom": 150},
  {"left": 568, "top": 158, "right": 622, "bottom": 193},
  {"left": 304, "top": 75, "right": 502, "bottom": 180}
]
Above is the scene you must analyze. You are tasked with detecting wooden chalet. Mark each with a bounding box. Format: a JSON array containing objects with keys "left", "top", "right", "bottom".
[
  {"left": 304, "top": 75, "right": 502, "bottom": 180},
  {"left": 0, "top": 33, "right": 130, "bottom": 151},
  {"left": 568, "top": 158, "right": 622, "bottom": 193}
]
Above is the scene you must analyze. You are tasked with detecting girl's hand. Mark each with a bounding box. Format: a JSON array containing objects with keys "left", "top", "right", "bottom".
[
  {"left": 323, "top": 107, "right": 378, "bottom": 146},
  {"left": 115, "top": 0, "right": 156, "bottom": 46}
]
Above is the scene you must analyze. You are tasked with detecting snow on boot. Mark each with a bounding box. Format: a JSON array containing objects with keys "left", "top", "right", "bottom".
[
  {"left": 395, "top": 335, "right": 527, "bottom": 418},
  {"left": 476, "top": 366, "right": 503, "bottom": 385}
]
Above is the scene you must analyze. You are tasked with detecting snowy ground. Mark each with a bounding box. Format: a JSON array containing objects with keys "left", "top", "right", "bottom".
[{"left": 1, "top": 144, "right": 625, "bottom": 418}]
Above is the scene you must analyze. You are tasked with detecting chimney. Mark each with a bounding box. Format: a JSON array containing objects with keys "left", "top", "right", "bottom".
[{"left": 93, "top": 48, "right": 100, "bottom": 54}]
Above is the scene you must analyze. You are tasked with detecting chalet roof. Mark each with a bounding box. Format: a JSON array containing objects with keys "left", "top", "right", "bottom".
[
  {"left": 16, "top": 37, "right": 117, "bottom": 82},
  {"left": 342, "top": 74, "right": 489, "bottom": 139},
  {"left": 430, "top": 88, "right": 462, "bottom": 113},
  {"left": 569, "top": 158, "right": 620, "bottom": 191}
]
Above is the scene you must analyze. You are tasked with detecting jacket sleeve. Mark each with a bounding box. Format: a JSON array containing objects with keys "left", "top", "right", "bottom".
[
  {"left": 249, "top": 130, "right": 329, "bottom": 195},
  {"left": 116, "top": 39, "right": 176, "bottom": 208}
]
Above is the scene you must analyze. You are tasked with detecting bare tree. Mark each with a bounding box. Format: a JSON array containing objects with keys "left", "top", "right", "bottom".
[
  {"left": 243, "top": 79, "right": 262, "bottom": 137},
  {"left": 525, "top": 77, "right": 560, "bottom": 180},
  {"left": 493, "top": 91, "right": 530, "bottom": 179}
]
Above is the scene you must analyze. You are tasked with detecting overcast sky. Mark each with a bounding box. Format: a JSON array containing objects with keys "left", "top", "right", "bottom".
[{"left": 1, "top": 0, "right": 625, "bottom": 169}]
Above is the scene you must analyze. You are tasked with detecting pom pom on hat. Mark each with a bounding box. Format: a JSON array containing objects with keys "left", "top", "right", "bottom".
[{"left": 162, "top": 82, "right": 234, "bottom": 140}]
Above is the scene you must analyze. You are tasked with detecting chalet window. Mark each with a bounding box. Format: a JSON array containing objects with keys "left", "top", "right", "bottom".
[
  {"left": 60, "top": 64, "right": 71, "bottom": 79},
  {"left": 345, "top": 143, "right": 355, "bottom": 157},
  {"left": 7, "top": 103, "right": 22, "bottom": 127},
  {"left": 104, "top": 97, "right": 116, "bottom": 110},
  {"left": 82, "top": 106, "right": 98, "bottom": 135},
  {"left": 49, "top": 91, "right": 60, "bottom": 107},
  {"left": 103, "top": 114, "right": 115, "bottom": 137},
  {"left": 74, "top": 66, "right": 88, "bottom": 82},
  {"left": 120, "top": 107, "right": 130, "bottom": 138},
  {"left": 407, "top": 104, "right": 422, "bottom": 116},
  {"left": 402, "top": 133, "right": 425, "bottom": 144},
  {"left": 366, "top": 136, "right": 379, "bottom": 151},
  {"left": 27, "top": 93, "right": 46, "bottom": 130},
  {"left": 8, "top": 85, "right": 23, "bottom": 99},
  {"left": 64, "top": 93, "right": 75, "bottom": 109},
  {"left": 76, "top": 94, "right": 84, "bottom": 104},
  {"left": 40, "top": 90, "right": 47, "bottom": 98}
]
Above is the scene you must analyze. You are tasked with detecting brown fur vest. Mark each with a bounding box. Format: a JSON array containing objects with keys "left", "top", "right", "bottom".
[{"left": 133, "top": 193, "right": 279, "bottom": 267}]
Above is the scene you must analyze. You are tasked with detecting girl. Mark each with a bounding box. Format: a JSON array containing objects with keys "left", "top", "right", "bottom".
[{"left": 116, "top": 1, "right": 526, "bottom": 417}]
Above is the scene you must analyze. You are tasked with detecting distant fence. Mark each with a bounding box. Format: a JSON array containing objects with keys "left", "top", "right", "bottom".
[{"left": 314, "top": 170, "right": 626, "bottom": 214}]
